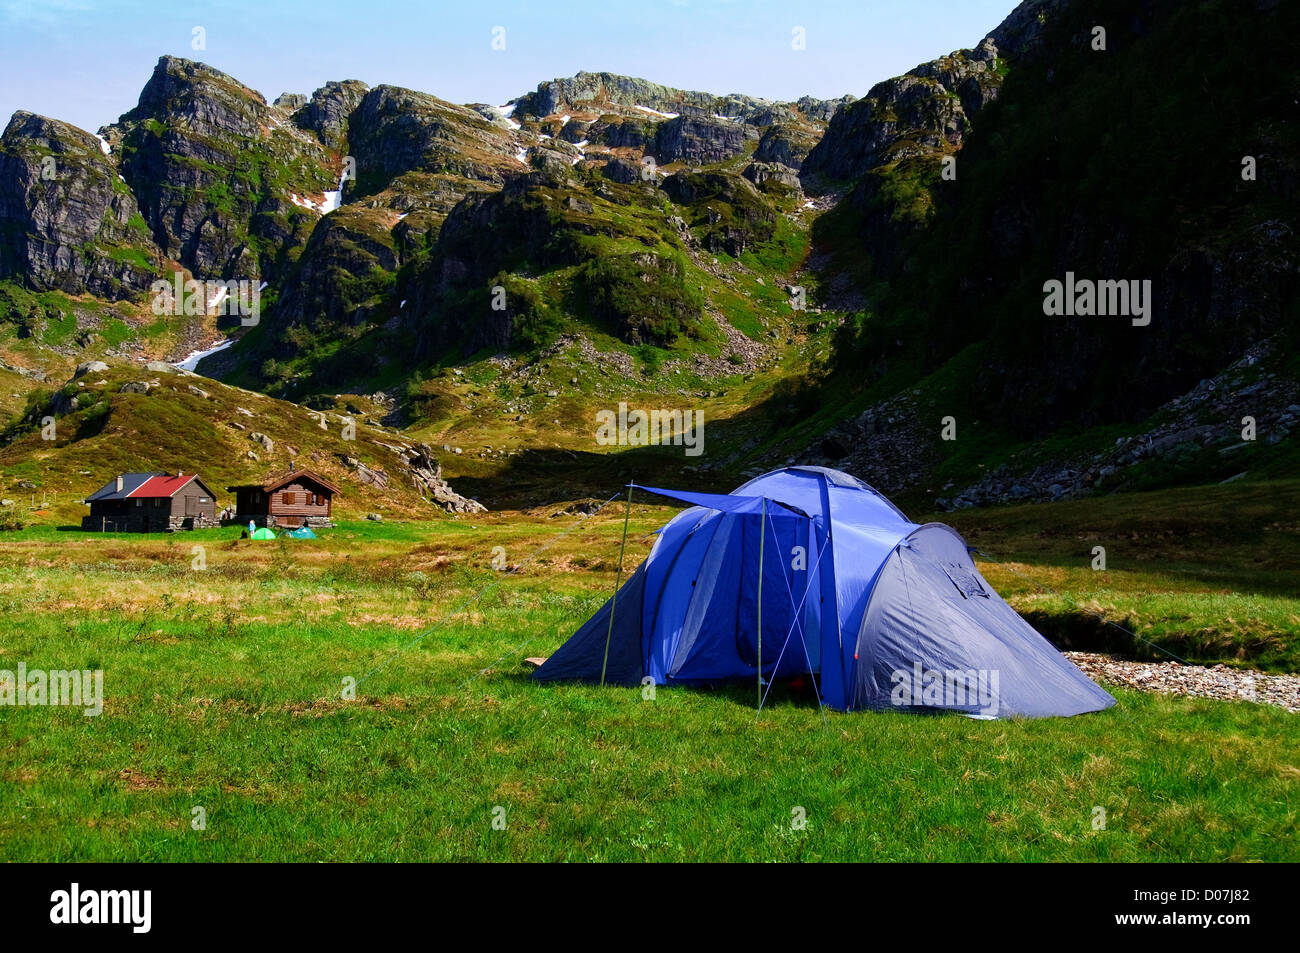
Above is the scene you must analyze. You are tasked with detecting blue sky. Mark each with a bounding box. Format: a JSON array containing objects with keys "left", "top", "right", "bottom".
[{"left": 1, "top": 0, "right": 1018, "bottom": 134}]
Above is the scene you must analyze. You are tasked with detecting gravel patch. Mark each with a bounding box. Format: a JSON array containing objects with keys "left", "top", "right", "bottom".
[{"left": 1065, "top": 651, "right": 1300, "bottom": 714}]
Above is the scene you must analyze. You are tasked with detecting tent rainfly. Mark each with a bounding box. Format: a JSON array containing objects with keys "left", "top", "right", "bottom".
[{"left": 533, "top": 466, "right": 1115, "bottom": 719}]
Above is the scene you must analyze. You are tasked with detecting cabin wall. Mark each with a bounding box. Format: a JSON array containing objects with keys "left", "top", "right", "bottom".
[
  {"left": 232, "top": 480, "right": 334, "bottom": 528},
  {"left": 267, "top": 480, "right": 333, "bottom": 528},
  {"left": 231, "top": 488, "right": 271, "bottom": 526},
  {"left": 82, "top": 492, "right": 217, "bottom": 532},
  {"left": 171, "top": 483, "right": 217, "bottom": 526}
]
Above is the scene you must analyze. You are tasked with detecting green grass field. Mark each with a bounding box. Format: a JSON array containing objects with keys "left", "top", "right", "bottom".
[{"left": 1, "top": 482, "right": 1297, "bottom": 861}]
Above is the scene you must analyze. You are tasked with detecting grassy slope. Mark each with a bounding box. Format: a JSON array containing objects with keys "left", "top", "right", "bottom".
[
  {"left": 1, "top": 480, "right": 1295, "bottom": 861},
  {"left": 0, "top": 364, "right": 456, "bottom": 525}
]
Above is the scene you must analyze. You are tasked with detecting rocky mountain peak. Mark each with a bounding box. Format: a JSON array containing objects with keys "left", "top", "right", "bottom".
[
  {"left": 293, "top": 79, "right": 369, "bottom": 151},
  {"left": 0, "top": 109, "right": 158, "bottom": 297},
  {"left": 4, "top": 110, "right": 102, "bottom": 154},
  {"left": 125, "top": 55, "right": 267, "bottom": 140}
]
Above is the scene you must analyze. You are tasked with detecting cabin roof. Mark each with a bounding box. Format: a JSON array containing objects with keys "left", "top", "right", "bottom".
[
  {"left": 132, "top": 474, "right": 213, "bottom": 498},
  {"left": 225, "top": 467, "right": 340, "bottom": 495},
  {"left": 86, "top": 472, "right": 161, "bottom": 501},
  {"left": 85, "top": 473, "right": 215, "bottom": 501},
  {"left": 86, "top": 472, "right": 217, "bottom": 503}
]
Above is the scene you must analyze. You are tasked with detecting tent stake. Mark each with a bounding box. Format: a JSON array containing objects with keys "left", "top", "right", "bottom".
[
  {"left": 757, "top": 497, "right": 765, "bottom": 711},
  {"left": 599, "top": 484, "right": 634, "bottom": 687}
]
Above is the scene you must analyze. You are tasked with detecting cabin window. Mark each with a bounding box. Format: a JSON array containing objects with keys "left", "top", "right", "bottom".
[
  {"left": 135, "top": 498, "right": 143, "bottom": 507},
  {"left": 154, "top": 498, "right": 163, "bottom": 508}
]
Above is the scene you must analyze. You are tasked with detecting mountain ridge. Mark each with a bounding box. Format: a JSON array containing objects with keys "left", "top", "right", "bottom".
[{"left": 2, "top": 0, "right": 1294, "bottom": 516}]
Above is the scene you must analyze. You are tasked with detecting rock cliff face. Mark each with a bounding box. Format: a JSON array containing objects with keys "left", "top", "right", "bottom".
[
  {"left": 3, "top": 58, "right": 835, "bottom": 374},
  {"left": 269, "top": 207, "right": 399, "bottom": 337},
  {"left": 399, "top": 170, "right": 597, "bottom": 357},
  {"left": 293, "top": 80, "right": 369, "bottom": 152},
  {"left": 661, "top": 171, "right": 776, "bottom": 256},
  {"left": 106, "top": 56, "right": 336, "bottom": 281},
  {"left": 653, "top": 107, "right": 757, "bottom": 164},
  {"left": 754, "top": 122, "right": 820, "bottom": 168},
  {"left": 585, "top": 115, "right": 654, "bottom": 150},
  {"left": 0, "top": 111, "right": 160, "bottom": 297},
  {"left": 512, "top": 71, "right": 832, "bottom": 124},
  {"left": 346, "top": 85, "right": 520, "bottom": 195},
  {"left": 801, "top": 37, "right": 1003, "bottom": 186}
]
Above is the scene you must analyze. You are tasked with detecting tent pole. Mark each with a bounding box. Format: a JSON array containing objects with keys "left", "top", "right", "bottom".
[
  {"left": 757, "top": 497, "right": 766, "bottom": 711},
  {"left": 600, "top": 484, "right": 634, "bottom": 687}
]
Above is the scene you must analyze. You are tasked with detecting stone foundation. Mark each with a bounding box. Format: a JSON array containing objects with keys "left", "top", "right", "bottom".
[
  {"left": 229, "top": 513, "right": 334, "bottom": 529},
  {"left": 82, "top": 513, "right": 218, "bottom": 532}
]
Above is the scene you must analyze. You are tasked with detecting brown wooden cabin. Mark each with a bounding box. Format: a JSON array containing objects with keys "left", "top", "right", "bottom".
[
  {"left": 82, "top": 472, "right": 219, "bottom": 532},
  {"left": 227, "top": 468, "right": 339, "bottom": 529}
]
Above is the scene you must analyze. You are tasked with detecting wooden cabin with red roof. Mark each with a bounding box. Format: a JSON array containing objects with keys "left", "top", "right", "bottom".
[
  {"left": 226, "top": 467, "right": 339, "bottom": 529},
  {"left": 82, "top": 472, "right": 219, "bottom": 532}
]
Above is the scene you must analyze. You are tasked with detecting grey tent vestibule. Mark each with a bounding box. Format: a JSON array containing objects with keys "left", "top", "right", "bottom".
[{"left": 534, "top": 466, "right": 1115, "bottom": 719}]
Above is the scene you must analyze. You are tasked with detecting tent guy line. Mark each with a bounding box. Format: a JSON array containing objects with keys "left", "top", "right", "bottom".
[{"left": 970, "top": 549, "right": 1190, "bottom": 666}]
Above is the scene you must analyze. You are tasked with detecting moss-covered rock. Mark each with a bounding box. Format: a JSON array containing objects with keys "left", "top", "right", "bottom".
[{"left": 661, "top": 170, "right": 777, "bottom": 256}]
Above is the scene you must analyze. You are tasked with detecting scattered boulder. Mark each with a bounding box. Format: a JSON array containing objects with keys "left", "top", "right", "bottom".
[{"left": 75, "top": 361, "right": 109, "bottom": 379}]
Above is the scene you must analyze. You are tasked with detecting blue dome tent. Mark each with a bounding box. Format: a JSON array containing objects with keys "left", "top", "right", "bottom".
[{"left": 533, "top": 467, "right": 1115, "bottom": 719}]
